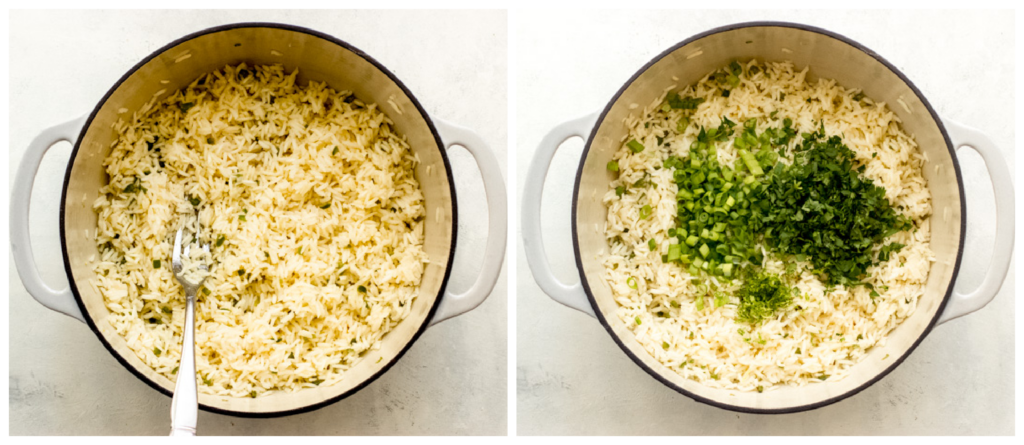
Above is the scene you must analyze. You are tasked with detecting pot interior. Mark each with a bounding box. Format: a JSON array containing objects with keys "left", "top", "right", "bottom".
[
  {"left": 62, "top": 24, "right": 455, "bottom": 416},
  {"left": 574, "top": 23, "right": 963, "bottom": 412}
]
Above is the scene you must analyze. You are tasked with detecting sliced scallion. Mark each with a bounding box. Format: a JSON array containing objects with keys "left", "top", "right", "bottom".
[
  {"left": 627, "top": 139, "right": 645, "bottom": 153},
  {"left": 627, "top": 277, "right": 638, "bottom": 289}
]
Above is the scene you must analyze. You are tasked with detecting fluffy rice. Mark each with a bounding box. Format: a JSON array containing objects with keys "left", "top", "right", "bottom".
[
  {"left": 91, "top": 63, "right": 428, "bottom": 397},
  {"left": 602, "top": 60, "right": 934, "bottom": 391}
]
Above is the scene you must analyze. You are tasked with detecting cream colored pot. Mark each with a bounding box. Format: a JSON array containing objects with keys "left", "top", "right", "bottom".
[
  {"left": 12, "top": 23, "right": 507, "bottom": 417},
  {"left": 523, "top": 22, "right": 1013, "bottom": 413}
]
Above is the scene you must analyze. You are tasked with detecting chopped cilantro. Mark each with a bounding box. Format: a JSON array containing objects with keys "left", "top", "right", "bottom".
[
  {"left": 667, "top": 94, "right": 705, "bottom": 110},
  {"left": 735, "top": 271, "right": 792, "bottom": 325}
]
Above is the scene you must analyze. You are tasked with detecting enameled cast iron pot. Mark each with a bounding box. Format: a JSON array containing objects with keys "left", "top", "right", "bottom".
[
  {"left": 523, "top": 22, "right": 1014, "bottom": 414},
  {"left": 11, "top": 23, "right": 507, "bottom": 417}
]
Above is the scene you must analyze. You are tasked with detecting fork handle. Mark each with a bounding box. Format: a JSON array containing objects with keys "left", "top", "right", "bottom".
[{"left": 169, "top": 294, "right": 197, "bottom": 436}]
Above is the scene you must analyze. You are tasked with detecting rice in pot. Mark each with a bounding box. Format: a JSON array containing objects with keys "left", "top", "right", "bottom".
[
  {"left": 91, "top": 63, "right": 428, "bottom": 397},
  {"left": 601, "top": 60, "right": 933, "bottom": 391}
]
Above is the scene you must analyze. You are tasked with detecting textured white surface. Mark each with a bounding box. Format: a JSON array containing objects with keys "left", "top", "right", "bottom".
[
  {"left": 8, "top": 10, "right": 508, "bottom": 436},
  {"left": 515, "top": 10, "right": 1014, "bottom": 435}
]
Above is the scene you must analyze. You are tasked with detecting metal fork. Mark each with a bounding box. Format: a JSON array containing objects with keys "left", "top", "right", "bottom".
[{"left": 169, "top": 222, "right": 210, "bottom": 436}]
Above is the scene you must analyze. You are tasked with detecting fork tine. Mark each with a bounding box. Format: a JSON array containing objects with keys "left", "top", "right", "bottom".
[
  {"left": 194, "top": 209, "right": 201, "bottom": 243},
  {"left": 172, "top": 227, "right": 184, "bottom": 269}
]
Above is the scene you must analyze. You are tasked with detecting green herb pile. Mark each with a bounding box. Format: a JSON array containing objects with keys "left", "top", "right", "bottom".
[
  {"left": 735, "top": 271, "right": 793, "bottom": 325},
  {"left": 748, "top": 128, "right": 912, "bottom": 286},
  {"left": 664, "top": 117, "right": 909, "bottom": 286},
  {"left": 661, "top": 115, "right": 798, "bottom": 280},
  {"left": 654, "top": 63, "right": 910, "bottom": 289},
  {"left": 611, "top": 61, "right": 914, "bottom": 325}
]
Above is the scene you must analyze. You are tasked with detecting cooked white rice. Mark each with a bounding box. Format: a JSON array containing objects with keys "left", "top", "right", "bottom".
[
  {"left": 91, "top": 63, "right": 428, "bottom": 397},
  {"left": 602, "top": 60, "right": 933, "bottom": 391}
]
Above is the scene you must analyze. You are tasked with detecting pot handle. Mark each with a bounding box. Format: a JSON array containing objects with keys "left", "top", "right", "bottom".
[
  {"left": 522, "top": 113, "right": 599, "bottom": 318},
  {"left": 938, "top": 119, "right": 1015, "bottom": 324},
  {"left": 429, "top": 118, "right": 508, "bottom": 325},
  {"left": 11, "top": 115, "right": 88, "bottom": 323}
]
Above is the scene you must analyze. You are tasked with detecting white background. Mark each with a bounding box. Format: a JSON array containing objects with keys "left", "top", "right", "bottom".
[
  {"left": 8, "top": 9, "right": 508, "bottom": 435},
  {"left": 515, "top": 9, "right": 1014, "bottom": 435}
]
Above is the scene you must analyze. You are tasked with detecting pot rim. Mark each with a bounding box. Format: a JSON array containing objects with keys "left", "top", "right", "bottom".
[
  {"left": 58, "top": 21, "right": 458, "bottom": 418},
  {"left": 570, "top": 20, "right": 967, "bottom": 414}
]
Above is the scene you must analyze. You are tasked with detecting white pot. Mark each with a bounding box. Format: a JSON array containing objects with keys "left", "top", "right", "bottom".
[
  {"left": 11, "top": 23, "right": 507, "bottom": 417},
  {"left": 522, "top": 22, "right": 1013, "bottom": 413}
]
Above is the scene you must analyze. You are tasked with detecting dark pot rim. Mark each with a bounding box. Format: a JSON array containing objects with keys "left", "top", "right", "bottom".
[
  {"left": 58, "top": 21, "right": 458, "bottom": 418},
  {"left": 570, "top": 20, "right": 966, "bottom": 415}
]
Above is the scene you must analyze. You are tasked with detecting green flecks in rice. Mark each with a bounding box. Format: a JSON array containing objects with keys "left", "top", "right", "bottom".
[
  {"left": 601, "top": 60, "right": 933, "bottom": 392},
  {"left": 91, "top": 63, "right": 428, "bottom": 398}
]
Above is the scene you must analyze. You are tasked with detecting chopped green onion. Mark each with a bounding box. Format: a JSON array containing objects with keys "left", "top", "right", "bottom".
[
  {"left": 635, "top": 316, "right": 642, "bottom": 325},
  {"left": 627, "top": 139, "right": 645, "bottom": 153},
  {"left": 677, "top": 117, "right": 689, "bottom": 133},
  {"left": 607, "top": 161, "right": 619, "bottom": 172},
  {"left": 667, "top": 244, "right": 681, "bottom": 262},
  {"left": 153, "top": 347, "right": 161, "bottom": 357},
  {"left": 153, "top": 260, "right": 161, "bottom": 269},
  {"left": 714, "top": 292, "right": 728, "bottom": 307},
  {"left": 358, "top": 285, "right": 367, "bottom": 293},
  {"left": 648, "top": 239, "right": 657, "bottom": 251},
  {"left": 639, "top": 204, "right": 652, "bottom": 220},
  {"left": 216, "top": 234, "right": 225, "bottom": 247},
  {"left": 320, "top": 202, "right": 331, "bottom": 209},
  {"left": 627, "top": 277, "right": 638, "bottom": 289},
  {"left": 739, "top": 150, "right": 763, "bottom": 176}
]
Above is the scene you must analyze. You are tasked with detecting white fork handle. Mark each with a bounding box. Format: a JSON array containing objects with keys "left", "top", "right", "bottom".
[
  {"left": 11, "top": 116, "right": 88, "bottom": 323},
  {"left": 429, "top": 118, "right": 508, "bottom": 325},
  {"left": 169, "top": 295, "right": 197, "bottom": 436},
  {"left": 521, "top": 113, "right": 599, "bottom": 317},
  {"left": 938, "top": 119, "right": 1015, "bottom": 324}
]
